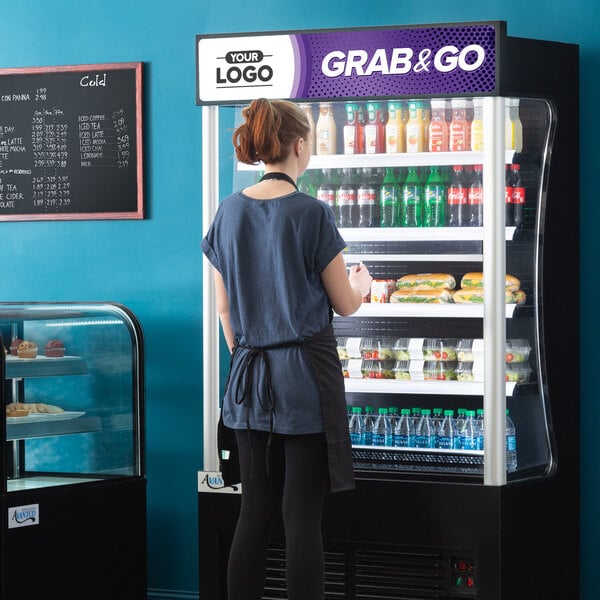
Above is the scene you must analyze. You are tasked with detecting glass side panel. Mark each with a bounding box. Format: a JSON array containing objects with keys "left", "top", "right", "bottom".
[
  {"left": 2, "top": 303, "right": 143, "bottom": 491},
  {"left": 229, "top": 97, "right": 555, "bottom": 483}
]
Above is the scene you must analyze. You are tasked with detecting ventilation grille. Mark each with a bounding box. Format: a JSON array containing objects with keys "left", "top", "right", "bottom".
[{"left": 261, "top": 540, "right": 478, "bottom": 600}]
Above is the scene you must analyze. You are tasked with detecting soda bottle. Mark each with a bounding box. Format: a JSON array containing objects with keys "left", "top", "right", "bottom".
[
  {"left": 424, "top": 166, "right": 446, "bottom": 227},
  {"left": 361, "top": 406, "right": 375, "bottom": 445},
  {"left": 348, "top": 407, "right": 364, "bottom": 446},
  {"left": 394, "top": 408, "right": 415, "bottom": 448},
  {"left": 401, "top": 166, "right": 423, "bottom": 227},
  {"left": 506, "top": 409, "right": 518, "bottom": 472},
  {"left": 337, "top": 168, "right": 358, "bottom": 227},
  {"left": 373, "top": 407, "right": 392, "bottom": 447},
  {"left": 505, "top": 164, "right": 514, "bottom": 226},
  {"left": 386, "top": 100, "right": 406, "bottom": 153},
  {"left": 379, "top": 167, "right": 399, "bottom": 227},
  {"left": 358, "top": 169, "right": 377, "bottom": 228},
  {"left": 343, "top": 103, "right": 365, "bottom": 155},
  {"left": 428, "top": 100, "right": 449, "bottom": 152},
  {"left": 476, "top": 408, "right": 485, "bottom": 450},
  {"left": 365, "top": 102, "right": 386, "bottom": 154},
  {"left": 447, "top": 165, "right": 468, "bottom": 226},
  {"left": 317, "top": 169, "right": 339, "bottom": 224},
  {"left": 437, "top": 409, "right": 458, "bottom": 449},
  {"left": 468, "top": 164, "right": 484, "bottom": 227},
  {"left": 449, "top": 99, "right": 470, "bottom": 152},
  {"left": 461, "top": 410, "right": 479, "bottom": 451},
  {"left": 415, "top": 408, "right": 435, "bottom": 449},
  {"left": 510, "top": 164, "right": 525, "bottom": 229},
  {"left": 298, "top": 172, "right": 316, "bottom": 196}
]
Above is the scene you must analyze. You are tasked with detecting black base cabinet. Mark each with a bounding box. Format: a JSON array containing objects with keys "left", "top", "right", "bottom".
[
  {"left": 199, "top": 473, "right": 577, "bottom": 600},
  {"left": 2, "top": 478, "right": 146, "bottom": 600}
]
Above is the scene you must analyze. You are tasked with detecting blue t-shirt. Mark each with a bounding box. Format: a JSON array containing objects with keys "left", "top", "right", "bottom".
[{"left": 201, "top": 189, "right": 346, "bottom": 434}]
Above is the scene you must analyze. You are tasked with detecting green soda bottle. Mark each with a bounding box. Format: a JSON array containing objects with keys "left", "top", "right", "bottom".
[
  {"left": 424, "top": 166, "right": 446, "bottom": 227},
  {"left": 379, "top": 167, "right": 399, "bottom": 227},
  {"left": 401, "top": 166, "right": 423, "bottom": 227}
]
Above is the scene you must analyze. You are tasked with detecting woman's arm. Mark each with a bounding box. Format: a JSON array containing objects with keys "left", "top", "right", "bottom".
[
  {"left": 213, "top": 269, "right": 236, "bottom": 352},
  {"left": 320, "top": 253, "right": 372, "bottom": 317}
]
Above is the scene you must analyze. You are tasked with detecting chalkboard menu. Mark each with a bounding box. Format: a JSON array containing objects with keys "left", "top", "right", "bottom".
[{"left": 0, "top": 62, "right": 143, "bottom": 220}]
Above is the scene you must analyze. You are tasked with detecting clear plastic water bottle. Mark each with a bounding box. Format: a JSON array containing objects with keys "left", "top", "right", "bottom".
[
  {"left": 415, "top": 408, "right": 435, "bottom": 449},
  {"left": 431, "top": 408, "right": 443, "bottom": 447},
  {"left": 454, "top": 408, "right": 466, "bottom": 449},
  {"left": 373, "top": 408, "right": 392, "bottom": 447},
  {"left": 461, "top": 410, "right": 479, "bottom": 451},
  {"left": 476, "top": 408, "right": 485, "bottom": 450},
  {"left": 411, "top": 407, "right": 422, "bottom": 434},
  {"left": 394, "top": 408, "right": 415, "bottom": 448},
  {"left": 361, "top": 406, "right": 375, "bottom": 446},
  {"left": 506, "top": 409, "right": 518, "bottom": 472},
  {"left": 388, "top": 407, "right": 399, "bottom": 435},
  {"left": 348, "top": 407, "right": 363, "bottom": 446},
  {"left": 437, "top": 409, "right": 458, "bottom": 449}
]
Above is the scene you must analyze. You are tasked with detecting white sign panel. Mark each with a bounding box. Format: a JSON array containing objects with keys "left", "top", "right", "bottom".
[
  {"left": 8, "top": 503, "right": 40, "bottom": 529},
  {"left": 198, "top": 470, "right": 242, "bottom": 494}
]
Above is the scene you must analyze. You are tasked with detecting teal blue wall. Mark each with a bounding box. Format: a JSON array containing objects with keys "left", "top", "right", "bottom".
[{"left": 0, "top": 1, "right": 597, "bottom": 597}]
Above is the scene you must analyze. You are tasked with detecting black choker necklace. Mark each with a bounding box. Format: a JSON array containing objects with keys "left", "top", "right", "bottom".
[{"left": 259, "top": 172, "right": 298, "bottom": 190}]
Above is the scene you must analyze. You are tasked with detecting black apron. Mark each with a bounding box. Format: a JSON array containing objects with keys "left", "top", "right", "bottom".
[{"left": 217, "top": 323, "right": 355, "bottom": 493}]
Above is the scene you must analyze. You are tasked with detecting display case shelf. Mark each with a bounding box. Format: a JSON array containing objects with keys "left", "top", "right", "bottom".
[
  {"left": 338, "top": 303, "right": 519, "bottom": 319},
  {"left": 5, "top": 355, "right": 88, "bottom": 379},
  {"left": 344, "top": 378, "right": 517, "bottom": 396},
  {"left": 6, "top": 415, "right": 102, "bottom": 441}
]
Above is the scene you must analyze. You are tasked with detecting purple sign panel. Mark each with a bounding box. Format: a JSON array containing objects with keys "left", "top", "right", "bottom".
[{"left": 196, "top": 23, "right": 499, "bottom": 104}]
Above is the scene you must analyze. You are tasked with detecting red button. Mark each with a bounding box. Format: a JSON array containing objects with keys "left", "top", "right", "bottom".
[{"left": 467, "top": 577, "right": 475, "bottom": 588}]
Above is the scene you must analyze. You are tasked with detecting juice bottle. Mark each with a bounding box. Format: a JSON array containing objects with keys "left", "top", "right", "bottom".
[
  {"left": 343, "top": 103, "right": 364, "bottom": 155},
  {"left": 365, "top": 102, "right": 386, "bottom": 154},
  {"left": 428, "top": 100, "right": 449, "bottom": 152},
  {"left": 298, "top": 102, "right": 316, "bottom": 155},
  {"left": 406, "top": 101, "right": 426, "bottom": 153},
  {"left": 385, "top": 100, "right": 405, "bottom": 153},
  {"left": 470, "top": 98, "right": 484, "bottom": 151},
  {"left": 316, "top": 102, "right": 337, "bottom": 155},
  {"left": 421, "top": 100, "right": 431, "bottom": 151},
  {"left": 449, "top": 99, "right": 470, "bottom": 152},
  {"left": 505, "top": 98, "right": 523, "bottom": 152}
]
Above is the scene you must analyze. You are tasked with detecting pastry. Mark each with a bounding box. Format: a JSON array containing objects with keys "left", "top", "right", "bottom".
[
  {"left": 9, "top": 338, "right": 23, "bottom": 356},
  {"left": 16, "top": 341, "right": 38, "bottom": 359},
  {"left": 45, "top": 339, "right": 65, "bottom": 357},
  {"left": 6, "top": 402, "right": 64, "bottom": 414}
]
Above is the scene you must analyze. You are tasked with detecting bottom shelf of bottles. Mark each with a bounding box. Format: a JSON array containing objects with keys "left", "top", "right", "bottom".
[{"left": 351, "top": 445, "right": 485, "bottom": 475}]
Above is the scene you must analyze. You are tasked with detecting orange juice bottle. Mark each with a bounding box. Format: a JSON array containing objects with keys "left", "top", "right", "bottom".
[
  {"left": 406, "top": 101, "right": 426, "bottom": 153},
  {"left": 385, "top": 101, "right": 405, "bottom": 153}
]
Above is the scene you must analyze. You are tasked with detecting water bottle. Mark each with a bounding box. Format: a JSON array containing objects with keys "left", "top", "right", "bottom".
[
  {"left": 454, "top": 408, "right": 466, "bottom": 449},
  {"left": 415, "top": 408, "right": 435, "bottom": 448},
  {"left": 411, "top": 407, "right": 422, "bottom": 433},
  {"left": 361, "top": 406, "right": 375, "bottom": 445},
  {"left": 388, "top": 407, "right": 399, "bottom": 434},
  {"left": 506, "top": 409, "right": 518, "bottom": 472},
  {"left": 461, "top": 410, "right": 479, "bottom": 451},
  {"left": 373, "top": 408, "right": 392, "bottom": 447},
  {"left": 431, "top": 408, "right": 443, "bottom": 447},
  {"left": 476, "top": 409, "right": 485, "bottom": 450},
  {"left": 394, "top": 408, "right": 415, "bottom": 448},
  {"left": 348, "top": 407, "right": 363, "bottom": 446},
  {"left": 437, "top": 409, "right": 458, "bottom": 449}
]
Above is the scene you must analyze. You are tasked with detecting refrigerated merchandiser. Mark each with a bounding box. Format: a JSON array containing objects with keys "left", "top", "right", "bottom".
[
  {"left": 1, "top": 302, "right": 146, "bottom": 600},
  {"left": 197, "top": 22, "right": 579, "bottom": 599}
]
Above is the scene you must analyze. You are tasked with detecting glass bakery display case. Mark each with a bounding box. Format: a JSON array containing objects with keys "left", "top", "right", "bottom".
[{"left": 1, "top": 302, "right": 146, "bottom": 600}]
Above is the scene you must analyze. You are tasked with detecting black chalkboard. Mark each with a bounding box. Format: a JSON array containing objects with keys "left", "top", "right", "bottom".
[{"left": 0, "top": 62, "right": 143, "bottom": 220}]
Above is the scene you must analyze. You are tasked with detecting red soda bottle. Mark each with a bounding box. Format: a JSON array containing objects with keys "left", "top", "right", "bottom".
[
  {"left": 468, "top": 164, "right": 484, "bottom": 227},
  {"left": 337, "top": 168, "right": 358, "bottom": 227},
  {"left": 447, "top": 165, "right": 468, "bottom": 226},
  {"left": 317, "top": 168, "right": 339, "bottom": 224},
  {"left": 510, "top": 164, "right": 525, "bottom": 228},
  {"left": 505, "top": 164, "right": 514, "bottom": 226}
]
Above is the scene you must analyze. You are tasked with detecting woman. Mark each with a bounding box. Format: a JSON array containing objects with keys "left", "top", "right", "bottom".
[{"left": 201, "top": 98, "right": 372, "bottom": 600}]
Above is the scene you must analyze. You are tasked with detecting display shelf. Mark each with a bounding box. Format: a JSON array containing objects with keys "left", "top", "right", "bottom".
[
  {"left": 344, "top": 378, "right": 517, "bottom": 396},
  {"left": 339, "top": 226, "right": 517, "bottom": 243},
  {"left": 343, "top": 253, "right": 483, "bottom": 263},
  {"left": 339, "top": 303, "right": 519, "bottom": 319},
  {"left": 5, "top": 355, "right": 88, "bottom": 379},
  {"left": 236, "top": 150, "right": 517, "bottom": 171},
  {"left": 6, "top": 415, "right": 102, "bottom": 441}
]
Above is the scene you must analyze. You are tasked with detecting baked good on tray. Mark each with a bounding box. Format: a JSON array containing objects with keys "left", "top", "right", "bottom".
[
  {"left": 16, "top": 341, "right": 38, "bottom": 359},
  {"left": 45, "top": 339, "right": 65, "bottom": 357}
]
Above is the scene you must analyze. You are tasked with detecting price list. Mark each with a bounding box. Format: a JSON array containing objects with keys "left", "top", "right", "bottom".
[{"left": 0, "top": 63, "right": 142, "bottom": 220}]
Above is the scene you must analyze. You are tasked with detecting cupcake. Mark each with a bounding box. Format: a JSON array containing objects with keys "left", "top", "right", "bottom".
[
  {"left": 9, "top": 338, "right": 23, "bottom": 356},
  {"left": 45, "top": 339, "right": 65, "bottom": 358},
  {"left": 17, "top": 341, "right": 38, "bottom": 359}
]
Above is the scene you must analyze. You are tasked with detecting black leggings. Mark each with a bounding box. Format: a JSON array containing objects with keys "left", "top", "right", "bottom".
[{"left": 227, "top": 429, "right": 329, "bottom": 600}]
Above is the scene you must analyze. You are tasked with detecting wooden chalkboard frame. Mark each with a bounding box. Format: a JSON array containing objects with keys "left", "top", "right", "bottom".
[{"left": 0, "top": 62, "right": 143, "bottom": 221}]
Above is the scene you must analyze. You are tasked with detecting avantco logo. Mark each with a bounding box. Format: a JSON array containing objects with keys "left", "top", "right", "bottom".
[
  {"left": 198, "top": 470, "right": 241, "bottom": 494},
  {"left": 216, "top": 48, "right": 274, "bottom": 88},
  {"left": 8, "top": 503, "right": 39, "bottom": 529}
]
